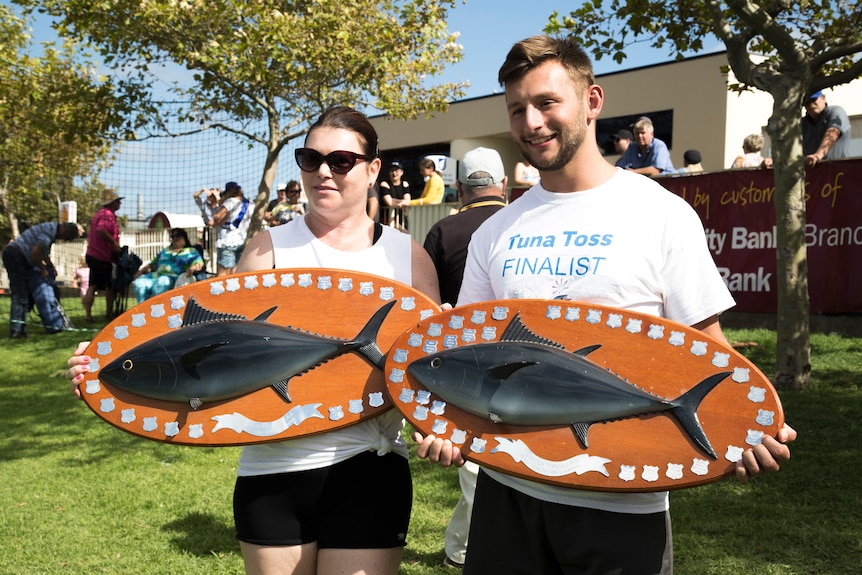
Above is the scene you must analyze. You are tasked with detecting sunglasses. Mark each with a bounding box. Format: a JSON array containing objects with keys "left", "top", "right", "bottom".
[{"left": 294, "top": 148, "right": 374, "bottom": 175}]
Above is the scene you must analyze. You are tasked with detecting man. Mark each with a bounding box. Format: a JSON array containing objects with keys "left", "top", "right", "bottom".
[
  {"left": 612, "top": 128, "right": 633, "bottom": 167},
  {"left": 417, "top": 35, "right": 796, "bottom": 575},
  {"left": 212, "top": 181, "right": 250, "bottom": 276},
  {"left": 83, "top": 191, "right": 123, "bottom": 322},
  {"left": 619, "top": 117, "right": 676, "bottom": 175},
  {"left": 379, "top": 161, "right": 411, "bottom": 228},
  {"left": 264, "top": 183, "right": 289, "bottom": 227},
  {"left": 424, "top": 147, "right": 508, "bottom": 306},
  {"left": 423, "top": 147, "right": 508, "bottom": 569},
  {"left": 2, "top": 222, "right": 82, "bottom": 337},
  {"left": 802, "top": 90, "right": 851, "bottom": 167}
]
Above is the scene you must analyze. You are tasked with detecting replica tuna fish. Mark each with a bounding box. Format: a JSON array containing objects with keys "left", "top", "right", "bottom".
[
  {"left": 407, "top": 314, "right": 729, "bottom": 459},
  {"left": 100, "top": 297, "right": 395, "bottom": 409}
]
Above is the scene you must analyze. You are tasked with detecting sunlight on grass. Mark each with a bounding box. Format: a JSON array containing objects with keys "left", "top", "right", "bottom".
[{"left": 1, "top": 299, "right": 860, "bottom": 574}]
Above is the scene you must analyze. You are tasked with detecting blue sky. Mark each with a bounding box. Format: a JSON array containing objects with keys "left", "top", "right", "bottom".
[{"left": 12, "top": 1, "right": 718, "bottom": 217}]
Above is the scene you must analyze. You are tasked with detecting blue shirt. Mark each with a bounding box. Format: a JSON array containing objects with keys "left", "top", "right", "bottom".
[
  {"left": 619, "top": 138, "right": 676, "bottom": 174},
  {"left": 12, "top": 223, "right": 58, "bottom": 266}
]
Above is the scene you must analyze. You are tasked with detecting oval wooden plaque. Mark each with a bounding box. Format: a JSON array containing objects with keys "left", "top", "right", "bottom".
[
  {"left": 80, "top": 268, "right": 440, "bottom": 446},
  {"left": 385, "top": 300, "right": 784, "bottom": 492}
]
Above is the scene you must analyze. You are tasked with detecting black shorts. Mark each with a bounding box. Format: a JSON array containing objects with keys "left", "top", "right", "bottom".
[
  {"left": 86, "top": 256, "right": 113, "bottom": 290},
  {"left": 233, "top": 451, "right": 412, "bottom": 549},
  {"left": 464, "top": 470, "right": 672, "bottom": 575}
]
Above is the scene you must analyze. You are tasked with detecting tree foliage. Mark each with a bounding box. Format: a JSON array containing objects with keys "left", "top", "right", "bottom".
[
  {"left": 0, "top": 5, "right": 133, "bottom": 241},
  {"left": 23, "top": 0, "right": 467, "bottom": 235},
  {"left": 548, "top": 0, "right": 862, "bottom": 389}
]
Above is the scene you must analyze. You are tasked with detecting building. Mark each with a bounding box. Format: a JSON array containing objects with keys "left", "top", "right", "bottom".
[{"left": 369, "top": 52, "right": 862, "bottom": 181}]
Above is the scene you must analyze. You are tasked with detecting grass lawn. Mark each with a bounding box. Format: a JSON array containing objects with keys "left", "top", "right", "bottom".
[{"left": 1, "top": 295, "right": 860, "bottom": 574}]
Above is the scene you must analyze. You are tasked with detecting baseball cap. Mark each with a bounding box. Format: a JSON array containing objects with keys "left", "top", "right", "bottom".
[
  {"left": 808, "top": 91, "right": 823, "bottom": 100},
  {"left": 389, "top": 161, "right": 403, "bottom": 170},
  {"left": 683, "top": 149, "right": 702, "bottom": 164},
  {"left": 458, "top": 147, "right": 505, "bottom": 186},
  {"left": 225, "top": 181, "right": 241, "bottom": 191},
  {"left": 276, "top": 182, "right": 287, "bottom": 191},
  {"left": 612, "top": 129, "right": 633, "bottom": 141}
]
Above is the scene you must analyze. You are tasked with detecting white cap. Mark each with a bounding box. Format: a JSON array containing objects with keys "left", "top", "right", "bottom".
[
  {"left": 276, "top": 182, "right": 288, "bottom": 191},
  {"left": 458, "top": 147, "right": 505, "bottom": 186}
]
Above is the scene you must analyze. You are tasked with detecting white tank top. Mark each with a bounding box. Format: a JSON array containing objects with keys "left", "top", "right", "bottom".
[{"left": 237, "top": 216, "right": 413, "bottom": 476}]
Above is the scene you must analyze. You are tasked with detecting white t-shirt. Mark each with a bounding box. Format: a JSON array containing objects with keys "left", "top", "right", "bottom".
[
  {"left": 458, "top": 168, "right": 735, "bottom": 514},
  {"left": 216, "top": 197, "right": 251, "bottom": 248},
  {"left": 237, "top": 216, "right": 413, "bottom": 476}
]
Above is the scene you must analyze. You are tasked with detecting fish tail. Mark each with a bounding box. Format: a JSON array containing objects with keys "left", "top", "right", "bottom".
[
  {"left": 671, "top": 372, "right": 731, "bottom": 459},
  {"left": 352, "top": 301, "right": 397, "bottom": 369}
]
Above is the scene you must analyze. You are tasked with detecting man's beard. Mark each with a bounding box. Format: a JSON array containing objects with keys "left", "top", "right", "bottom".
[{"left": 518, "top": 125, "right": 585, "bottom": 172}]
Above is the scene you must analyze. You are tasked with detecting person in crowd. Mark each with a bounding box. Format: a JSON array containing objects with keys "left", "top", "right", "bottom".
[
  {"left": 66, "top": 105, "right": 440, "bottom": 575},
  {"left": 131, "top": 228, "right": 204, "bottom": 303},
  {"left": 73, "top": 255, "right": 90, "bottom": 301},
  {"left": 415, "top": 35, "right": 796, "bottom": 575},
  {"left": 612, "top": 129, "right": 633, "bottom": 167},
  {"left": 264, "top": 183, "right": 289, "bottom": 227},
  {"left": 212, "top": 181, "right": 251, "bottom": 276},
  {"left": 266, "top": 181, "right": 306, "bottom": 227},
  {"left": 513, "top": 159, "right": 540, "bottom": 188},
  {"left": 83, "top": 191, "right": 123, "bottom": 322},
  {"left": 802, "top": 90, "right": 851, "bottom": 167},
  {"left": 379, "top": 161, "right": 411, "bottom": 227},
  {"left": 619, "top": 117, "right": 676, "bottom": 175},
  {"left": 679, "top": 149, "right": 704, "bottom": 173},
  {"left": 408, "top": 158, "right": 445, "bottom": 205},
  {"left": 2, "top": 221, "right": 82, "bottom": 337},
  {"left": 423, "top": 146, "right": 508, "bottom": 569},
  {"left": 193, "top": 187, "right": 221, "bottom": 226},
  {"left": 731, "top": 133, "right": 773, "bottom": 169}
]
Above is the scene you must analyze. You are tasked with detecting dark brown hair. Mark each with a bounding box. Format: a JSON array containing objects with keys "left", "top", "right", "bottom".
[
  {"left": 498, "top": 35, "right": 594, "bottom": 91},
  {"left": 306, "top": 106, "right": 379, "bottom": 158}
]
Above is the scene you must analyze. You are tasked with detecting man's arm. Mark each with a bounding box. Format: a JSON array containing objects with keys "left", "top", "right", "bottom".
[{"left": 805, "top": 126, "right": 841, "bottom": 167}]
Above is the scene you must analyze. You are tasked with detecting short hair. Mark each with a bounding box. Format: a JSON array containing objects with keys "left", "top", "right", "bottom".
[
  {"left": 169, "top": 228, "right": 190, "bottom": 246},
  {"left": 286, "top": 180, "right": 301, "bottom": 193},
  {"left": 742, "top": 133, "right": 764, "bottom": 153},
  {"left": 498, "top": 35, "right": 594, "bottom": 91},
  {"left": 307, "top": 106, "right": 379, "bottom": 158},
  {"left": 632, "top": 118, "right": 655, "bottom": 133},
  {"left": 60, "top": 222, "right": 80, "bottom": 239}
]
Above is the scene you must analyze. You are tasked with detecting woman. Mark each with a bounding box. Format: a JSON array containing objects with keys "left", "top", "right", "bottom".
[
  {"left": 407, "top": 158, "right": 445, "bottom": 205},
  {"left": 66, "top": 106, "right": 440, "bottom": 575},
  {"left": 131, "top": 228, "right": 203, "bottom": 303}
]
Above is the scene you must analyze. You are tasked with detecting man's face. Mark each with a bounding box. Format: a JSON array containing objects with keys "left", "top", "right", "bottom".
[
  {"left": 613, "top": 137, "right": 630, "bottom": 154},
  {"left": 505, "top": 60, "right": 588, "bottom": 172},
  {"left": 805, "top": 95, "right": 826, "bottom": 118},
  {"left": 634, "top": 128, "right": 654, "bottom": 149}
]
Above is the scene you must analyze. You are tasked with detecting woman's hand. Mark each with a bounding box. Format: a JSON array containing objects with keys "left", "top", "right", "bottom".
[{"left": 65, "top": 341, "right": 92, "bottom": 399}]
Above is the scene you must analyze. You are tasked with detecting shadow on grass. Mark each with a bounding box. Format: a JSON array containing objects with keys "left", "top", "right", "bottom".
[{"left": 161, "top": 511, "right": 240, "bottom": 557}]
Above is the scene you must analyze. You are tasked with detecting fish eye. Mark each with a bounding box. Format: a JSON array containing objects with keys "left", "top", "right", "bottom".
[
  {"left": 122, "top": 359, "right": 133, "bottom": 371},
  {"left": 430, "top": 358, "right": 442, "bottom": 369}
]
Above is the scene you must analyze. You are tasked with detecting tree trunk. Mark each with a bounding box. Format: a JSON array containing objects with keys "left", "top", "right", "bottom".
[
  {"left": 0, "top": 184, "right": 21, "bottom": 239},
  {"left": 766, "top": 91, "right": 812, "bottom": 390}
]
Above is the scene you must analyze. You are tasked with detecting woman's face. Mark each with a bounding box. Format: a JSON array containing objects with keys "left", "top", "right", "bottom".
[
  {"left": 301, "top": 127, "right": 380, "bottom": 220},
  {"left": 170, "top": 231, "right": 186, "bottom": 248}
]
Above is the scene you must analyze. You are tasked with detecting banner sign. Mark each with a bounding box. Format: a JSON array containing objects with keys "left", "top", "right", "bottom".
[{"left": 659, "top": 158, "right": 862, "bottom": 314}]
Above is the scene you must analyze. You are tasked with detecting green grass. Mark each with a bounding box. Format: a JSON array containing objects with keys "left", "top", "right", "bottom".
[{"left": 1, "top": 295, "right": 861, "bottom": 574}]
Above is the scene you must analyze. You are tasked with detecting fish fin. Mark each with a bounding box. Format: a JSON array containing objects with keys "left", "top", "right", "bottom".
[
  {"left": 499, "top": 313, "right": 567, "bottom": 349},
  {"left": 271, "top": 379, "right": 292, "bottom": 403},
  {"left": 179, "top": 342, "right": 228, "bottom": 379},
  {"left": 352, "top": 301, "right": 397, "bottom": 369},
  {"left": 671, "top": 371, "right": 731, "bottom": 459},
  {"left": 572, "top": 422, "right": 592, "bottom": 448},
  {"left": 183, "top": 296, "right": 247, "bottom": 326},
  {"left": 253, "top": 306, "right": 278, "bottom": 322},
  {"left": 189, "top": 397, "right": 203, "bottom": 410},
  {"left": 486, "top": 361, "right": 538, "bottom": 380},
  {"left": 572, "top": 344, "right": 602, "bottom": 357}
]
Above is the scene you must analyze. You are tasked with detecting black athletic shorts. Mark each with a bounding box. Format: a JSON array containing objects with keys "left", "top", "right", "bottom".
[
  {"left": 464, "top": 470, "right": 672, "bottom": 575},
  {"left": 233, "top": 450, "right": 412, "bottom": 549},
  {"left": 86, "top": 255, "right": 113, "bottom": 290}
]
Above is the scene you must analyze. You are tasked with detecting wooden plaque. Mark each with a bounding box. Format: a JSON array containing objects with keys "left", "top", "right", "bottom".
[
  {"left": 80, "top": 268, "right": 439, "bottom": 446},
  {"left": 385, "top": 300, "right": 784, "bottom": 491}
]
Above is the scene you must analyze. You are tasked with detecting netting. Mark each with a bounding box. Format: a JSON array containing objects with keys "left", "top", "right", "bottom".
[{"left": 101, "top": 102, "right": 304, "bottom": 221}]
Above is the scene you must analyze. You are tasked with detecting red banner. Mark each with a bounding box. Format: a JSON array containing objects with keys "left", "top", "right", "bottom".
[{"left": 659, "top": 158, "right": 862, "bottom": 314}]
